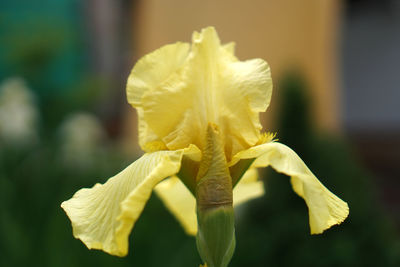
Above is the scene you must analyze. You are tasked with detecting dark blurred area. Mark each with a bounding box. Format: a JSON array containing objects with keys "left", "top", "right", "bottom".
[
  {"left": 0, "top": 0, "right": 399, "bottom": 266},
  {"left": 343, "top": 0, "right": 400, "bottom": 226}
]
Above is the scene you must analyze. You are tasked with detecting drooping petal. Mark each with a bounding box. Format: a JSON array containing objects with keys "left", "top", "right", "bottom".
[
  {"left": 155, "top": 176, "right": 197, "bottom": 235},
  {"left": 233, "top": 168, "right": 264, "bottom": 206},
  {"left": 128, "top": 27, "right": 272, "bottom": 159},
  {"left": 61, "top": 145, "right": 199, "bottom": 256},
  {"left": 155, "top": 168, "right": 264, "bottom": 236},
  {"left": 229, "top": 142, "right": 349, "bottom": 234}
]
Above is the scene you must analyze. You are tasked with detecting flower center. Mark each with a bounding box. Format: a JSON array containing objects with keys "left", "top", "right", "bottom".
[{"left": 195, "top": 123, "right": 232, "bottom": 211}]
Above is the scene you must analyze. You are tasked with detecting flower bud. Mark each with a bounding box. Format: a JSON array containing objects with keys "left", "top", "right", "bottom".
[{"left": 195, "top": 124, "right": 235, "bottom": 267}]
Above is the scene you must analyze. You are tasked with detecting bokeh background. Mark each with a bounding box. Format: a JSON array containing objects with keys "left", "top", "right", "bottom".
[{"left": 1, "top": 0, "right": 399, "bottom": 266}]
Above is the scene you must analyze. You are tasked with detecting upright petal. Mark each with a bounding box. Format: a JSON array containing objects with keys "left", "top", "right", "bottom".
[
  {"left": 129, "top": 27, "right": 272, "bottom": 159},
  {"left": 126, "top": 42, "right": 190, "bottom": 151},
  {"left": 61, "top": 146, "right": 198, "bottom": 256},
  {"left": 219, "top": 57, "right": 272, "bottom": 160},
  {"left": 126, "top": 42, "right": 190, "bottom": 107},
  {"left": 230, "top": 142, "right": 349, "bottom": 234}
]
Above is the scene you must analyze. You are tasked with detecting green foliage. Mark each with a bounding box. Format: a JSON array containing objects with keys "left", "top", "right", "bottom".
[{"left": 0, "top": 136, "right": 200, "bottom": 267}]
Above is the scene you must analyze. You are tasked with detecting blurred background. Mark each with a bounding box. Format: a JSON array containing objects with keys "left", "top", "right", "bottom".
[{"left": 0, "top": 0, "right": 399, "bottom": 266}]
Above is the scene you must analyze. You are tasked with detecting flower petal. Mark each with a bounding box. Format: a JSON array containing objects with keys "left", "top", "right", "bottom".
[
  {"left": 129, "top": 27, "right": 272, "bottom": 160},
  {"left": 155, "top": 168, "right": 263, "bottom": 236},
  {"left": 126, "top": 42, "right": 190, "bottom": 107},
  {"left": 155, "top": 176, "right": 197, "bottom": 235},
  {"left": 61, "top": 146, "right": 198, "bottom": 256},
  {"left": 126, "top": 42, "right": 190, "bottom": 151},
  {"left": 230, "top": 142, "right": 349, "bottom": 234},
  {"left": 219, "top": 57, "right": 272, "bottom": 160},
  {"left": 233, "top": 168, "right": 264, "bottom": 206}
]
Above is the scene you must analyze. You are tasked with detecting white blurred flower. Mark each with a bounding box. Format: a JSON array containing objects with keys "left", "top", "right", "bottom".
[
  {"left": 0, "top": 77, "right": 39, "bottom": 148},
  {"left": 59, "top": 112, "right": 106, "bottom": 168}
]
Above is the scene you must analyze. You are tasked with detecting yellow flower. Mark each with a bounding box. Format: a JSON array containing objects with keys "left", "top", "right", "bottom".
[{"left": 61, "top": 27, "right": 349, "bottom": 258}]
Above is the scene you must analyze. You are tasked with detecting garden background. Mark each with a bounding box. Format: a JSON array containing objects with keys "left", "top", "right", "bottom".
[{"left": 1, "top": 0, "right": 399, "bottom": 266}]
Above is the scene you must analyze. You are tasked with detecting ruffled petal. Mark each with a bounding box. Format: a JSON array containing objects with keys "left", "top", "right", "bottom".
[
  {"left": 230, "top": 142, "right": 349, "bottom": 234},
  {"left": 128, "top": 27, "right": 272, "bottom": 159},
  {"left": 126, "top": 42, "right": 190, "bottom": 107},
  {"left": 155, "top": 168, "right": 263, "bottom": 236},
  {"left": 61, "top": 146, "right": 199, "bottom": 256},
  {"left": 219, "top": 56, "right": 272, "bottom": 160},
  {"left": 126, "top": 42, "right": 190, "bottom": 151}
]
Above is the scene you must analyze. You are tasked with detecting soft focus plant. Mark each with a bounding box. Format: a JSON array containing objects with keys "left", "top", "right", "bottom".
[
  {"left": 58, "top": 112, "right": 106, "bottom": 169},
  {"left": 0, "top": 77, "right": 39, "bottom": 148}
]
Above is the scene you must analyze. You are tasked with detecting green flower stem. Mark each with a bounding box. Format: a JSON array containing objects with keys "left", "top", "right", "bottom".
[
  {"left": 195, "top": 124, "right": 236, "bottom": 267},
  {"left": 196, "top": 206, "right": 236, "bottom": 267}
]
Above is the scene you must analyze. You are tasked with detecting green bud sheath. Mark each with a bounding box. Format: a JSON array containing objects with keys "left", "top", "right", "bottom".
[{"left": 196, "top": 124, "right": 235, "bottom": 267}]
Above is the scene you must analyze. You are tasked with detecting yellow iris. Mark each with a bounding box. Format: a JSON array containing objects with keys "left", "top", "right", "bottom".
[{"left": 61, "top": 27, "right": 349, "bottom": 257}]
